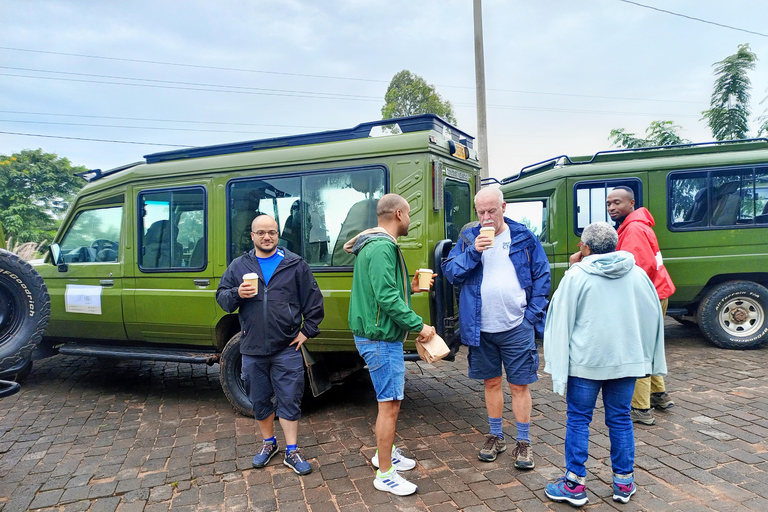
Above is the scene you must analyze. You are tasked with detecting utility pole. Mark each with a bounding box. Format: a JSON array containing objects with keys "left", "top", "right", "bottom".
[{"left": 473, "top": 0, "right": 489, "bottom": 180}]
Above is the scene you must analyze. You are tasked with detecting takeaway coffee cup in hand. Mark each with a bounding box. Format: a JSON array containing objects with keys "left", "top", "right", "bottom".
[
  {"left": 242, "top": 273, "right": 259, "bottom": 295},
  {"left": 480, "top": 226, "right": 496, "bottom": 247},
  {"left": 418, "top": 269, "right": 433, "bottom": 291}
]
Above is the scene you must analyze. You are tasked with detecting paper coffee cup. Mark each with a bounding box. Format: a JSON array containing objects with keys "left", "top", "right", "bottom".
[
  {"left": 418, "top": 269, "right": 433, "bottom": 291},
  {"left": 480, "top": 226, "right": 496, "bottom": 247},
  {"left": 243, "top": 273, "right": 259, "bottom": 294}
]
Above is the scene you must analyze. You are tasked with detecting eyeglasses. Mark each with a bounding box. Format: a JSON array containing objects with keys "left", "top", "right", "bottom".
[
  {"left": 577, "top": 241, "right": 584, "bottom": 247},
  {"left": 252, "top": 230, "right": 278, "bottom": 238}
]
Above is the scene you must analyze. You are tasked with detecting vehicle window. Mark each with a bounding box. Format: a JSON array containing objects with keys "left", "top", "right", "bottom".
[
  {"left": 59, "top": 207, "right": 123, "bottom": 263},
  {"left": 669, "top": 167, "right": 768, "bottom": 229},
  {"left": 229, "top": 177, "right": 301, "bottom": 258},
  {"left": 507, "top": 200, "right": 547, "bottom": 243},
  {"left": 139, "top": 187, "right": 206, "bottom": 271},
  {"left": 574, "top": 179, "right": 643, "bottom": 234},
  {"left": 228, "top": 167, "right": 386, "bottom": 267},
  {"left": 444, "top": 179, "right": 471, "bottom": 243}
]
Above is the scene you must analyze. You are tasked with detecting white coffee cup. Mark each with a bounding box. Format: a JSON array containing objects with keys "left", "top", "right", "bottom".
[
  {"left": 418, "top": 269, "right": 433, "bottom": 291},
  {"left": 242, "top": 273, "right": 259, "bottom": 294},
  {"left": 480, "top": 226, "right": 496, "bottom": 247}
]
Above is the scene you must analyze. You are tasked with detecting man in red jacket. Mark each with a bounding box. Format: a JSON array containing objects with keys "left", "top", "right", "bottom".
[{"left": 608, "top": 186, "right": 676, "bottom": 426}]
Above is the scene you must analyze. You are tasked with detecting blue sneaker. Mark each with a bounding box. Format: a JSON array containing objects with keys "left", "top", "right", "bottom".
[
  {"left": 545, "top": 477, "right": 588, "bottom": 507},
  {"left": 613, "top": 481, "right": 636, "bottom": 503},
  {"left": 252, "top": 440, "right": 278, "bottom": 468},
  {"left": 284, "top": 448, "right": 312, "bottom": 475}
]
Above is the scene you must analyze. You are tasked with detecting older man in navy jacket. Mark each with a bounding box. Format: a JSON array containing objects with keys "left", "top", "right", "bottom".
[{"left": 442, "top": 187, "right": 550, "bottom": 468}]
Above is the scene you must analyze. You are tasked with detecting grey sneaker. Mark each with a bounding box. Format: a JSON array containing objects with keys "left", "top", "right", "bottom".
[
  {"left": 650, "top": 392, "right": 675, "bottom": 410},
  {"left": 512, "top": 440, "right": 535, "bottom": 469},
  {"left": 478, "top": 434, "right": 506, "bottom": 462},
  {"left": 630, "top": 408, "right": 656, "bottom": 425}
]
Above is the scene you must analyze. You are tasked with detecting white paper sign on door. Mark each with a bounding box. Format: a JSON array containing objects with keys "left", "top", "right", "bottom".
[{"left": 65, "top": 284, "right": 103, "bottom": 315}]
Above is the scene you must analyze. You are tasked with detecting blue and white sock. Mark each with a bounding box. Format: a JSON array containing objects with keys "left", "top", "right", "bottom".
[
  {"left": 264, "top": 436, "right": 276, "bottom": 445},
  {"left": 286, "top": 444, "right": 298, "bottom": 453}
]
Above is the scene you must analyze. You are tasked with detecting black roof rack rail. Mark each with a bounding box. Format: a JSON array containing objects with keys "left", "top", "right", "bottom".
[
  {"left": 501, "top": 138, "right": 768, "bottom": 185},
  {"left": 143, "top": 114, "right": 474, "bottom": 164},
  {"left": 75, "top": 161, "right": 144, "bottom": 183}
]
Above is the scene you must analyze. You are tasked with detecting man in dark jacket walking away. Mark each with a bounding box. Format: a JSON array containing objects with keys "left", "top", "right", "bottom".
[
  {"left": 217, "top": 215, "right": 324, "bottom": 476},
  {"left": 346, "top": 193, "right": 435, "bottom": 496},
  {"left": 442, "top": 187, "right": 550, "bottom": 468}
]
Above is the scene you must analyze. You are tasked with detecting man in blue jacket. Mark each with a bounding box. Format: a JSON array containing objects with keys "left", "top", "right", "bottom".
[
  {"left": 217, "top": 215, "right": 324, "bottom": 476},
  {"left": 442, "top": 187, "right": 550, "bottom": 468}
]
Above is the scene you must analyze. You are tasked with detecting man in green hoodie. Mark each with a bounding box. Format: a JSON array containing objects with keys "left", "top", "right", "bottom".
[{"left": 346, "top": 193, "right": 435, "bottom": 496}]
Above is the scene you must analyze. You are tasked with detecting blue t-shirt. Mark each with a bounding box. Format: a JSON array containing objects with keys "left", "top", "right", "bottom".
[{"left": 257, "top": 249, "right": 284, "bottom": 285}]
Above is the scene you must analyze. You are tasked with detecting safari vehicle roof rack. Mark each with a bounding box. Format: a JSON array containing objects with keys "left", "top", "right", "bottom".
[
  {"left": 493, "top": 138, "right": 768, "bottom": 186},
  {"left": 74, "top": 161, "right": 144, "bottom": 183},
  {"left": 143, "top": 114, "right": 474, "bottom": 165}
]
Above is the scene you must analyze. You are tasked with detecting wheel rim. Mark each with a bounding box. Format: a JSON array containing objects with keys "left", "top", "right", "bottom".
[
  {"left": 718, "top": 296, "right": 765, "bottom": 338},
  {"left": 0, "top": 280, "right": 23, "bottom": 343}
]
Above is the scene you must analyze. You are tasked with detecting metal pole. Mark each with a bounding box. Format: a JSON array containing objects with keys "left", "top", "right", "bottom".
[{"left": 473, "top": 0, "right": 489, "bottom": 180}]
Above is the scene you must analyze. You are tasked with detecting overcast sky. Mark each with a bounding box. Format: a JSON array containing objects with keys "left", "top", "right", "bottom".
[{"left": 2, "top": 0, "right": 768, "bottom": 181}]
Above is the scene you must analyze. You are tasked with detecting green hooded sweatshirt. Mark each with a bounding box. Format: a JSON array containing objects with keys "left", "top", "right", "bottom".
[{"left": 346, "top": 229, "right": 423, "bottom": 341}]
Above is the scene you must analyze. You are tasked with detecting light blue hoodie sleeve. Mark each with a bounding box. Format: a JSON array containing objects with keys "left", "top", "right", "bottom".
[{"left": 543, "top": 267, "right": 581, "bottom": 395}]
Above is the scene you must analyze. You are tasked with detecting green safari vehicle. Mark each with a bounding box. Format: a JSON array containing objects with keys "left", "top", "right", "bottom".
[
  {"left": 497, "top": 139, "right": 768, "bottom": 350},
  {"left": 0, "top": 115, "right": 481, "bottom": 414}
]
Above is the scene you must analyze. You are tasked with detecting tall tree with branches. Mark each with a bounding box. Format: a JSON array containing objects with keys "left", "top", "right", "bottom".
[
  {"left": 701, "top": 43, "right": 757, "bottom": 141},
  {"left": 381, "top": 70, "right": 456, "bottom": 130},
  {"left": 609, "top": 121, "right": 690, "bottom": 149}
]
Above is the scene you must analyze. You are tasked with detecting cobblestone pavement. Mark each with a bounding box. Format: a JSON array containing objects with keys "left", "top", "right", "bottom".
[{"left": 2, "top": 320, "right": 768, "bottom": 512}]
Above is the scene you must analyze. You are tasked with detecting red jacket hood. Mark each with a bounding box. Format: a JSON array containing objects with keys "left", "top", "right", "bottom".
[{"left": 617, "top": 207, "right": 655, "bottom": 234}]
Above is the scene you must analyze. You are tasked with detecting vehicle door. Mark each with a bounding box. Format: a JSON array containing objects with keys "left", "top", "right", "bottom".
[
  {"left": 226, "top": 167, "right": 386, "bottom": 348},
  {"left": 124, "top": 184, "right": 217, "bottom": 345},
  {"left": 43, "top": 199, "right": 127, "bottom": 340}
]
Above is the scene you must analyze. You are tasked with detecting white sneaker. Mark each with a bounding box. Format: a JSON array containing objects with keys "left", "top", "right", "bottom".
[
  {"left": 374, "top": 467, "right": 417, "bottom": 496},
  {"left": 371, "top": 446, "right": 416, "bottom": 471}
]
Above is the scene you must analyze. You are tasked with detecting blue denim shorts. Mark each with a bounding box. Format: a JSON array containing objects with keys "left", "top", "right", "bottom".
[
  {"left": 468, "top": 319, "right": 539, "bottom": 385},
  {"left": 354, "top": 336, "right": 405, "bottom": 402}
]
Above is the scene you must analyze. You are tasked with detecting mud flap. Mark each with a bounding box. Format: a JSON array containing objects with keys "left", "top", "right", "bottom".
[{"left": 300, "top": 345, "right": 332, "bottom": 397}]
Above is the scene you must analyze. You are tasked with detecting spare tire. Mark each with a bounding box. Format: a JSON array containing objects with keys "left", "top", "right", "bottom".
[{"left": 0, "top": 249, "right": 50, "bottom": 376}]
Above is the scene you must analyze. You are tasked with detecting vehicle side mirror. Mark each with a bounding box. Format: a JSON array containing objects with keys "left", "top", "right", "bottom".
[{"left": 48, "top": 243, "right": 68, "bottom": 272}]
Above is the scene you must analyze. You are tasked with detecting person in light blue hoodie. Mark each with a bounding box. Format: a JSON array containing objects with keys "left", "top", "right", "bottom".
[{"left": 542, "top": 222, "right": 666, "bottom": 507}]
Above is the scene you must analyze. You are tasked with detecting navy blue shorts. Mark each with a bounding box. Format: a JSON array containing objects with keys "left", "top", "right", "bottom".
[
  {"left": 468, "top": 319, "right": 539, "bottom": 385},
  {"left": 241, "top": 346, "right": 304, "bottom": 421}
]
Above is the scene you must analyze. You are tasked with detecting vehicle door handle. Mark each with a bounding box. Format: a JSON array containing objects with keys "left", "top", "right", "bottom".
[
  {"left": 194, "top": 279, "right": 210, "bottom": 287},
  {"left": 100, "top": 279, "right": 114, "bottom": 287}
]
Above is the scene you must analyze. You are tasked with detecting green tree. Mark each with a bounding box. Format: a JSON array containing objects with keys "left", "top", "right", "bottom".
[
  {"left": 609, "top": 120, "right": 690, "bottom": 149},
  {"left": 381, "top": 70, "right": 457, "bottom": 130},
  {"left": 758, "top": 85, "right": 768, "bottom": 136},
  {"left": 702, "top": 43, "right": 757, "bottom": 141},
  {"left": 0, "top": 149, "right": 85, "bottom": 246}
]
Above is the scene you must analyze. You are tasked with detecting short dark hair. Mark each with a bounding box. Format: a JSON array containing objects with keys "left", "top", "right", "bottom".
[{"left": 611, "top": 186, "right": 635, "bottom": 200}]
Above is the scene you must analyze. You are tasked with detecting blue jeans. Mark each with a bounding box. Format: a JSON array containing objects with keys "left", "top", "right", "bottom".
[{"left": 565, "top": 376, "right": 635, "bottom": 478}]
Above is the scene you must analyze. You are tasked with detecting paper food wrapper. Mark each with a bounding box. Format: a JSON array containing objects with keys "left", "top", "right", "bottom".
[{"left": 416, "top": 333, "right": 450, "bottom": 364}]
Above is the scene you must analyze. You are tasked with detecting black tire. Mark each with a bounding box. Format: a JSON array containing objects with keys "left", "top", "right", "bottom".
[
  {"left": 219, "top": 333, "right": 253, "bottom": 417},
  {"left": 697, "top": 281, "right": 768, "bottom": 350},
  {"left": 0, "top": 249, "right": 50, "bottom": 374}
]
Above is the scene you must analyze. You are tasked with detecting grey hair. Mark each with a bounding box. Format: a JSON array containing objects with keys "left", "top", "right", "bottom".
[
  {"left": 474, "top": 186, "right": 504, "bottom": 206},
  {"left": 581, "top": 222, "right": 618, "bottom": 254}
]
